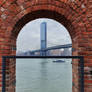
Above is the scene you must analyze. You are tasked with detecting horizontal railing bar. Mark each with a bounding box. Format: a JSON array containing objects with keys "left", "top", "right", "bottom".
[{"left": 2, "top": 56, "right": 84, "bottom": 59}]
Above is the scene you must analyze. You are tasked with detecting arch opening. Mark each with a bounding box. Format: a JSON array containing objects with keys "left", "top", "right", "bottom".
[
  {"left": 16, "top": 18, "right": 72, "bottom": 92},
  {"left": 16, "top": 18, "right": 72, "bottom": 54}
]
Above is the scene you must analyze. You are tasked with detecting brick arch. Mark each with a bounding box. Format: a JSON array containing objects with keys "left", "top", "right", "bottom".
[
  {"left": 1, "top": 1, "right": 87, "bottom": 52},
  {"left": 7, "top": 7, "right": 83, "bottom": 92},
  {"left": 8, "top": 3, "right": 86, "bottom": 56},
  {"left": 12, "top": 4, "right": 86, "bottom": 35},
  {"left": 9, "top": 3, "right": 86, "bottom": 47},
  {"left": 12, "top": 10, "right": 75, "bottom": 39},
  {"left": 0, "top": 1, "right": 92, "bottom": 92}
]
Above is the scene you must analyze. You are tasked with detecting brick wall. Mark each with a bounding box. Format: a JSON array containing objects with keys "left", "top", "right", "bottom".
[{"left": 0, "top": 0, "right": 92, "bottom": 92}]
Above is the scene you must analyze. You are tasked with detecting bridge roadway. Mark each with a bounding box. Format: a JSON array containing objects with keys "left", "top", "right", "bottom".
[{"left": 31, "top": 44, "right": 72, "bottom": 53}]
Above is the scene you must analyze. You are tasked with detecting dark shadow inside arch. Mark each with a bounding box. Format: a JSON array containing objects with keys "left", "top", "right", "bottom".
[{"left": 12, "top": 10, "right": 74, "bottom": 39}]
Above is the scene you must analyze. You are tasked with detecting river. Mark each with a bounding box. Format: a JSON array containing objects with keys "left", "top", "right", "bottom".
[{"left": 16, "top": 59, "right": 72, "bottom": 92}]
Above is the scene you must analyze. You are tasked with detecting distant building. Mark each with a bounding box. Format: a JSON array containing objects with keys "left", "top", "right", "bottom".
[
  {"left": 61, "top": 48, "right": 72, "bottom": 56},
  {"left": 49, "top": 49, "right": 62, "bottom": 56}
]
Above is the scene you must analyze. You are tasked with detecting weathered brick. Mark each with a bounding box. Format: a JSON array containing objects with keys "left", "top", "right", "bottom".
[{"left": 0, "top": 1, "right": 92, "bottom": 92}]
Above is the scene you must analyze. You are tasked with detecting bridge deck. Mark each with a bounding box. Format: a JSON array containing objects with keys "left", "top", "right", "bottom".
[{"left": 31, "top": 44, "right": 72, "bottom": 52}]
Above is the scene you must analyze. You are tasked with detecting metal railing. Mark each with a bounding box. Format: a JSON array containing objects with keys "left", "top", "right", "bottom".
[{"left": 2, "top": 56, "right": 84, "bottom": 92}]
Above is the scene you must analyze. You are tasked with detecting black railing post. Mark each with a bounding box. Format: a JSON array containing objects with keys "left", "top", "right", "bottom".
[
  {"left": 80, "top": 57, "right": 84, "bottom": 92},
  {"left": 2, "top": 56, "right": 6, "bottom": 92}
]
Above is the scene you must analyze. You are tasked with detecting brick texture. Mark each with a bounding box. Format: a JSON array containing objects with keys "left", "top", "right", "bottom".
[{"left": 0, "top": 0, "right": 92, "bottom": 92}]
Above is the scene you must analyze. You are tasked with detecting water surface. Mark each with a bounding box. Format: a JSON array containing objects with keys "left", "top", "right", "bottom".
[{"left": 16, "top": 59, "right": 72, "bottom": 92}]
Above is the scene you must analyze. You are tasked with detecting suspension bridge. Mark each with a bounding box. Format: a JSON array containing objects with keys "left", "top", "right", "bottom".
[{"left": 30, "top": 22, "right": 72, "bottom": 56}]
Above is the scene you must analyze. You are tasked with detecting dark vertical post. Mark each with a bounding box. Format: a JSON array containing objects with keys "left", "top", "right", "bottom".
[
  {"left": 80, "top": 57, "right": 84, "bottom": 92},
  {"left": 40, "top": 22, "right": 47, "bottom": 56},
  {"left": 2, "top": 57, "right": 6, "bottom": 92}
]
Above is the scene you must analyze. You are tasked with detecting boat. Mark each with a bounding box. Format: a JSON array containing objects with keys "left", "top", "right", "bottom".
[{"left": 53, "top": 60, "right": 65, "bottom": 63}]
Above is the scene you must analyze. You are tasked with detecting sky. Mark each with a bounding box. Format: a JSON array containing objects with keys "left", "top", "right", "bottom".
[{"left": 17, "top": 18, "right": 72, "bottom": 52}]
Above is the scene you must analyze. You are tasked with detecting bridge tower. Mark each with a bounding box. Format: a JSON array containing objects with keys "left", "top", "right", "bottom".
[{"left": 40, "top": 22, "right": 47, "bottom": 56}]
